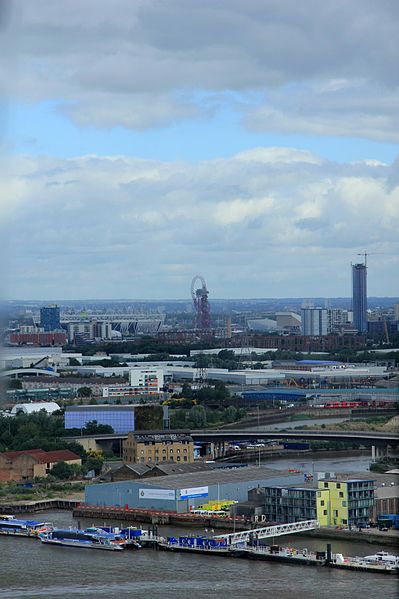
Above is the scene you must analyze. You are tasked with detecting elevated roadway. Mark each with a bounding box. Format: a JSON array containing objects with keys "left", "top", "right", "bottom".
[{"left": 64, "top": 429, "right": 399, "bottom": 448}]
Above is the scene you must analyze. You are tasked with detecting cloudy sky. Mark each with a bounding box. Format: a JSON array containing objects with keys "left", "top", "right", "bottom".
[{"left": 2, "top": 0, "right": 399, "bottom": 299}]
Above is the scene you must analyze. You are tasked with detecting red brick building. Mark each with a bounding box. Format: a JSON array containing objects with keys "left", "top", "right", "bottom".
[{"left": 0, "top": 449, "right": 81, "bottom": 482}]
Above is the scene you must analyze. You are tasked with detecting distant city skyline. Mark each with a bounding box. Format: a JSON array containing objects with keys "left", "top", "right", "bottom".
[{"left": 2, "top": 2, "right": 398, "bottom": 299}]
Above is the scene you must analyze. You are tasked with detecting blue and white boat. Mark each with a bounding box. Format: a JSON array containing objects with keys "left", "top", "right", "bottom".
[
  {"left": 0, "top": 514, "right": 52, "bottom": 538},
  {"left": 39, "top": 528, "right": 125, "bottom": 551}
]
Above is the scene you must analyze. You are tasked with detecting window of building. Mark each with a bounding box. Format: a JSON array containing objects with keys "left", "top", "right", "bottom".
[
  {"left": 324, "top": 482, "right": 328, "bottom": 488},
  {"left": 342, "top": 519, "right": 347, "bottom": 524},
  {"left": 183, "top": 456, "right": 187, "bottom": 462},
  {"left": 339, "top": 492, "right": 344, "bottom": 497},
  {"left": 320, "top": 500, "right": 325, "bottom": 506},
  {"left": 177, "top": 456, "right": 181, "bottom": 461},
  {"left": 342, "top": 502, "right": 347, "bottom": 507},
  {"left": 323, "top": 510, "right": 327, "bottom": 515},
  {"left": 336, "top": 483, "right": 341, "bottom": 489}
]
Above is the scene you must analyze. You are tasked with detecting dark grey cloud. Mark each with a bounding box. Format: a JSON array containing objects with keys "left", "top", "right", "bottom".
[{"left": 2, "top": 0, "right": 398, "bottom": 134}]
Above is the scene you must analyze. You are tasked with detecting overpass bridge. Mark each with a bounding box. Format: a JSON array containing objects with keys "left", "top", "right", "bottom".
[
  {"left": 64, "top": 429, "right": 399, "bottom": 446},
  {"left": 64, "top": 428, "right": 399, "bottom": 460}
]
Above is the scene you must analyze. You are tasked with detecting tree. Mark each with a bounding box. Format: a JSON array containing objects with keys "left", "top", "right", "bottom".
[
  {"left": 83, "top": 453, "right": 104, "bottom": 476},
  {"left": 69, "top": 357, "right": 81, "bottom": 366},
  {"left": 83, "top": 420, "right": 114, "bottom": 435},
  {"left": 188, "top": 405, "right": 207, "bottom": 428},
  {"left": 224, "top": 405, "right": 238, "bottom": 423},
  {"left": 51, "top": 461, "right": 74, "bottom": 480},
  {"left": 77, "top": 386, "right": 92, "bottom": 398},
  {"left": 7, "top": 379, "right": 23, "bottom": 390}
]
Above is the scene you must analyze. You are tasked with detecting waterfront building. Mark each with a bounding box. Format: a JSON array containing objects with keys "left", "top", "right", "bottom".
[
  {"left": 0, "top": 449, "right": 81, "bottom": 482},
  {"left": 84, "top": 466, "right": 305, "bottom": 512},
  {"left": 123, "top": 431, "right": 194, "bottom": 465},
  {"left": 40, "top": 305, "right": 61, "bottom": 331},
  {"left": 242, "top": 477, "right": 376, "bottom": 528},
  {"left": 352, "top": 262, "right": 368, "bottom": 333},
  {"left": 248, "top": 485, "right": 331, "bottom": 525},
  {"left": 301, "top": 307, "right": 328, "bottom": 336},
  {"left": 318, "top": 478, "right": 375, "bottom": 527}
]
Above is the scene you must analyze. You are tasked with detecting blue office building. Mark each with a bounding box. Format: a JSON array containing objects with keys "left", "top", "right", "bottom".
[
  {"left": 40, "top": 305, "right": 61, "bottom": 331},
  {"left": 352, "top": 263, "right": 367, "bottom": 333},
  {"left": 65, "top": 405, "right": 135, "bottom": 434}
]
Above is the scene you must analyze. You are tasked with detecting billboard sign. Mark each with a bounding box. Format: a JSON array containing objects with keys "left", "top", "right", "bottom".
[
  {"left": 179, "top": 486, "right": 209, "bottom": 500},
  {"left": 139, "top": 488, "right": 175, "bottom": 501}
]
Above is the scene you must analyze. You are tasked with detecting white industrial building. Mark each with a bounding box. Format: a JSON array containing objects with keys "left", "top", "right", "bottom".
[{"left": 102, "top": 367, "right": 164, "bottom": 398}]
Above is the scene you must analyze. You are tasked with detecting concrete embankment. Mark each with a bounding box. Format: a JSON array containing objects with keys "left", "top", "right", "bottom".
[
  {"left": 303, "top": 527, "right": 399, "bottom": 548},
  {"left": 72, "top": 505, "right": 248, "bottom": 530},
  {"left": 0, "top": 498, "right": 80, "bottom": 514}
]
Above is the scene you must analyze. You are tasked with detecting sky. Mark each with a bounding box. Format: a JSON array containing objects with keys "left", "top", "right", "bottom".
[{"left": 1, "top": 0, "right": 399, "bottom": 300}]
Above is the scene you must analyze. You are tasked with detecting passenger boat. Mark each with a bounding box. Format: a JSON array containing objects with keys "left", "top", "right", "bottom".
[
  {"left": 363, "top": 551, "right": 399, "bottom": 566},
  {"left": 39, "top": 528, "right": 125, "bottom": 551},
  {"left": 87, "top": 526, "right": 142, "bottom": 549},
  {"left": 0, "top": 514, "right": 52, "bottom": 538}
]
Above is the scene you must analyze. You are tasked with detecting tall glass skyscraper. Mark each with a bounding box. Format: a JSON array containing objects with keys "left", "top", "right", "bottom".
[
  {"left": 352, "top": 263, "right": 367, "bottom": 333},
  {"left": 40, "top": 305, "right": 61, "bottom": 331}
]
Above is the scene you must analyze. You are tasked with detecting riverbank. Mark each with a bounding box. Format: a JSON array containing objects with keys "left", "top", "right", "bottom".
[
  {"left": 0, "top": 498, "right": 81, "bottom": 514},
  {"left": 304, "top": 526, "right": 399, "bottom": 548}
]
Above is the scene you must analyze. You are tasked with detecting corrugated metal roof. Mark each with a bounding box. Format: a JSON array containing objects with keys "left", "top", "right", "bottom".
[{"left": 135, "top": 466, "right": 299, "bottom": 489}]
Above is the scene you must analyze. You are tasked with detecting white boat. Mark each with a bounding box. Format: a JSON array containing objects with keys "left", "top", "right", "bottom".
[
  {"left": 39, "top": 528, "right": 124, "bottom": 551},
  {"left": 363, "top": 551, "right": 399, "bottom": 566}
]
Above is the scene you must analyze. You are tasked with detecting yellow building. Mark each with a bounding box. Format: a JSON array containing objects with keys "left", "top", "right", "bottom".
[
  {"left": 123, "top": 431, "right": 194, "bottom": 465},
  {"left": 316, "top": 488, "right": 331, "bottom": 526},
  {"left": 317, "top": 478, "right": 375, "bottom": 528}
]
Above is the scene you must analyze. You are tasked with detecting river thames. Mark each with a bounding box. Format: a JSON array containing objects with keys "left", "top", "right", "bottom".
[{"left": 1, "top": 509, "right": 398, "bottom": 599}]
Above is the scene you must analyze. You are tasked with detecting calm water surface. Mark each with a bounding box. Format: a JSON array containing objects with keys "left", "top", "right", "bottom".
[{"left": 1, "top": 510, "right": 397, "bottom": 599}]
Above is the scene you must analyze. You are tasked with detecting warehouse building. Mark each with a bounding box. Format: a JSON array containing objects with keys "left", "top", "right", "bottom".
[{"left": 85, "top": 466, "right": 304, "bottom": 512}]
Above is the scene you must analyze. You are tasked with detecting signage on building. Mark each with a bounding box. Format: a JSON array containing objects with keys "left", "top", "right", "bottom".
[
  {"left": 139, "top": 488, "right": 175, "bottom": 501},
  {"left": 179, "top": 486, "right": 209, "bottom": 500}
]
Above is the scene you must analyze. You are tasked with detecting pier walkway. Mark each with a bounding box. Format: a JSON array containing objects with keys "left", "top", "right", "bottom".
[{"left": 213, "top": 519, "right": 320, "bottom": 544}]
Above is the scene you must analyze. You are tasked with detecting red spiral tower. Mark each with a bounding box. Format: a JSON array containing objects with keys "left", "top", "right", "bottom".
[{"left": 191, "top": 275, "right": 211, "bottom": 329}]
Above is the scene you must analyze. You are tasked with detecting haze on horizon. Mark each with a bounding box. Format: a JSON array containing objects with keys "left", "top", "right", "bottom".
[{"left": 1, "top": 1, "right": 399, "bottom": 300}]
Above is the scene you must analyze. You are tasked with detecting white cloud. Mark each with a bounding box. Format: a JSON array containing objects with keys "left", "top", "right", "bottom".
[{"left": 2, "top": 148, "right": 399, "bottom": 298}]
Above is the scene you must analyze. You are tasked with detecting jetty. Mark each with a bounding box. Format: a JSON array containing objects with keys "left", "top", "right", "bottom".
[{"left": 157, "top": 538, "right": 398, "bottom": 575}]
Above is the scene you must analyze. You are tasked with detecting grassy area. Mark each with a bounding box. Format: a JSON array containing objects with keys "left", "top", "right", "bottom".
[
  {"left": 0, "top": 481, "right": 86, "bottom": 503},
  {"left": 300, "top": 414, "right": 394, "bottom": 432}
]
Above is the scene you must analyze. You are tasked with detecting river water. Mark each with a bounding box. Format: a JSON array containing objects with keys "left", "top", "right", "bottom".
[{"left": 1, "top": 510, "right": 398, "bottom": 599}]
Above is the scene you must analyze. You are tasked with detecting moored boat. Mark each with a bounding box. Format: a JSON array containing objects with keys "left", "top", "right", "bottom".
[
  {"left": 0, "top": 514, "right": 52, "bottom": 538},
  {"left": 39, "top": 528, "right": 125, "bottom": 551},
  {"left": 363, "top": 551, "right": 399, "bottom": 567}
]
